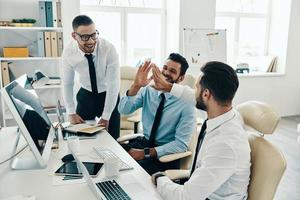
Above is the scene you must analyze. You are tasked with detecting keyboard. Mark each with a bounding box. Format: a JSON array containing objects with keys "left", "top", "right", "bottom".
[
  {"left": 94, "top": 147, "right": 133, "bottom": 171},
  {"left": 96, "top": 180, "right": 131, "bottom": 200}
]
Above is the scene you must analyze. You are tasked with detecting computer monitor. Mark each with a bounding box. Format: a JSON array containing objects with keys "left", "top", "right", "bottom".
[{"left": 1, "top": 74, "right": 55, "bottom": 170}]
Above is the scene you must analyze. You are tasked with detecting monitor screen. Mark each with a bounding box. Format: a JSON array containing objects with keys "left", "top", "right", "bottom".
[{"left": 5, "top": 75, "right": 52, "bottom": 154}]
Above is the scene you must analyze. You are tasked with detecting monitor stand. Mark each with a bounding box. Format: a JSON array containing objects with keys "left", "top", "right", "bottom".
[
  {"left": 11, "top": 157, "right": 42, "bottom": 170},
  {"left": 10, "top": 130, "right": 46, "bottom": 170}
]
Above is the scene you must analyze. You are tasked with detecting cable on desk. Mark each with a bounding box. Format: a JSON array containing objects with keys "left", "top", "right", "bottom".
[{"left": 0, "top": 144, "right": 28, "bottom": 165}]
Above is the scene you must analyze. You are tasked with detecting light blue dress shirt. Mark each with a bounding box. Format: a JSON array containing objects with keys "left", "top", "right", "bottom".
[{"left": 118, "top": 86, "right": 196, "bottom": 158}]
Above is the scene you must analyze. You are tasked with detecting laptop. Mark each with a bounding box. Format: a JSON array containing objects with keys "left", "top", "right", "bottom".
[
  {"left": 56, "top": 100, "right": 102, "bottom": 140},
  {"left": 71, "top": 148, "right": 131, "bottom": 200},
  {"left": 70, "top": 148, "right": 153, "bottom": 200}
]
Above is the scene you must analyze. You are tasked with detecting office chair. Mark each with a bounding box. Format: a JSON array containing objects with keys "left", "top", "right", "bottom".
[
  {"left": 119, "top": 66, "right": 142, "bottom": 136},
  {"left": 164, "top": 101, "right": 286, "bottom": 200}
]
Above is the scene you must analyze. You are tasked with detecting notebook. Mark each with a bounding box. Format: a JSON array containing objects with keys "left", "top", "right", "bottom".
[{"left": 56, "top": 100, "right": 105, "bottom": 135}]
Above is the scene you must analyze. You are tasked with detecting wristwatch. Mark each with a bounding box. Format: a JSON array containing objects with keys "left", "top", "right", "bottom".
[{"left": 144, "top": 148, "right": 150, "bottom": 158}]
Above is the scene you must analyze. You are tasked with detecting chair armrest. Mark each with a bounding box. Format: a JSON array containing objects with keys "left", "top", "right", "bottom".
[
  {"left": 127, "top": 115, "right": 141, "bottom": 123},
  {"left": 117, "top": 133, "right": 144, "bottom": 143},
  {"left": 127, "top": 114, "right": 141, "bottom": 133},
  {"left": 165, "top": 169, "right": 190, "bottom": 181},
  {"left": 159, "top": 151, "right": 192, "bottom": 163}
]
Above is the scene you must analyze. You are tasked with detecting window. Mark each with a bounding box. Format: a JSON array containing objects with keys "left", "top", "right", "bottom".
[
  {"left": 81, "top": 0, "right": 166, "bottom": 66},
  {"left": 215, "top": 0, "right": 271, "bottom": 72}
]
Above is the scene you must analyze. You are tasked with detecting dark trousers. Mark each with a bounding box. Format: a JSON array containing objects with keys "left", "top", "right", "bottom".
[
  {"left": 121, "top": 137, "right": 180, "bottom": 175},
  {"left": 76, "top": 87, "right": 120, "bottom": 139}
]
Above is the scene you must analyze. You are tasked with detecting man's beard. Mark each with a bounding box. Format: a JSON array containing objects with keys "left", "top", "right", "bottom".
[
  {"left": 78, "top": 42, "right": 96, "bottom": 54},
  {"left": 196, "top": 90, "right": 207, "bottom": 111},
  {"left": 162, "top": 73, "right": 179, "bottom": 84}
]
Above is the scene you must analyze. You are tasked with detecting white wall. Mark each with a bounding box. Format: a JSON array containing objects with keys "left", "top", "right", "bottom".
[
  {"left": 268, "top": 0, "right": 291, "bottom": 73},
  {"left": 61, "top": 0, "right": 80, "bottom": 46},
  {"left": 165, "top": 0, "right": 180, "bottom": 55}
]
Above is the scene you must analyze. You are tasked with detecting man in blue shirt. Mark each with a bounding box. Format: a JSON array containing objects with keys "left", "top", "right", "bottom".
[{"left": 118, "top": 53, "right": 196, "bottom": 175}]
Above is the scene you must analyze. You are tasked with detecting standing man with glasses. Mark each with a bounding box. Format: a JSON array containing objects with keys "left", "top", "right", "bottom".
[{"left": 62, "top": 15, "right": 120, "bottom": 139}]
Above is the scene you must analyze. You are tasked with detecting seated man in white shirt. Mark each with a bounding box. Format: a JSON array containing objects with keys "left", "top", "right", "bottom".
[{"left": 151, "top": 61, "right": 251, "bottom": 200}]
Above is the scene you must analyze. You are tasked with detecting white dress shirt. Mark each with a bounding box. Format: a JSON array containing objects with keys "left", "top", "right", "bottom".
[
  {"left": 157, "top": 84, "right": 251, "bottom": 200},
  {"left": 61, "top": 38, "right": 120, "bottom": 120}
]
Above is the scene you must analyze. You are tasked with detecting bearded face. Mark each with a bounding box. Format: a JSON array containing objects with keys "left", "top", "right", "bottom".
[
  {"left": 161, "top": 60, "right": 183, "bottom": 84},
  {"left": 196, "top": 88, "right": 207, "bottom": 111}
]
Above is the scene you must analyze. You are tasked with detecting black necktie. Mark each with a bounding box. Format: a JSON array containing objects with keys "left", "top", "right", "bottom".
[
  {"left": 85, "top": 54, "right": 98, "bottom": 94},
  {"left": 148, "top": 93, "right": 165, "bottom": 147},
  {"left": 191, "top": 119, "right": 207, "bottom": 174}
]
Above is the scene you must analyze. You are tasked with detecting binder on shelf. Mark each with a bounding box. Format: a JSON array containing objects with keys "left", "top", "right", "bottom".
[
  {"left": 56, "top": 0, "right": 62, "bottom": 27},
  {"left": 50, "top": 32, "right": 58, "bottom": 57},
  {"left": 3, "top": 47, "right": 29, "bottom": 57},
  {"left": 1, "top": 62, "right": 10, "bottom": 86},
  {"left": 38, "top": 1, "right": 47, "bottom": 27},
  {"left": 37, "top": 31, "right": 45, "bottom": 57},
  {"left": 45, "top": 1, "right": 53, "bottom": 27},
  {"left": 57, "top": 32, "right": 63, "bottom": 56},
  {"left": 52, "top": 0, "right": 58, "bottom": 27},
  {"left": 44, "top": 32, "right": 52, "bottom": 57}
]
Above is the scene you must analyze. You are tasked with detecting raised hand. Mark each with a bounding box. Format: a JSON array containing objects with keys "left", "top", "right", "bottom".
[
  {"left": 128, "top": 60, "right": 153, "bottom": 96},
  {"left": 134, "top": 60, "right": 153, "bottom": 87}
]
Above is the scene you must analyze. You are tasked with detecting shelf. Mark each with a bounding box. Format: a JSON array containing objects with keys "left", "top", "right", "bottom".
[
  {"left": 0, "top": 26, "right": 63, "bottom": 31},
  {"left": 238, "top": 72, "right": 285, "bottom": 78},
  {"left": 0, "top": 57, "right": 61, "bottom": 61},
  {"left": 33, "top": 84, "right": 61, "bottom": 90}
]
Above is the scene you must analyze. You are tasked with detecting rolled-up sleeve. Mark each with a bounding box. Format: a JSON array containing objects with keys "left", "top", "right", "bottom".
[
  {"left": 171, "top": 84, "right": 196, "bottom": 106},
  {"left": 61, "top": 54, "right": 76, "bottom": 114},
  {"left": 102, "top": 45, "right": 120, "bottom": 120},
  {"left": 118, "top": 88, "right": 145, "bottom": 115},
  {"left": 157, "top": 142, "right": 237, "bottom": 200}
]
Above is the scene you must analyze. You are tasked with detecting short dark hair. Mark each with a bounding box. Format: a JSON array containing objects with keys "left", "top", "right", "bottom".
[
  {"left": 72, "top": 15, "right": 94, "bottom": 31},
  {"left": 200, "top": 61, "right": 239, "bottom": 104},
  {"left": 167, "top": 53, "right": 189, "bottom": 76}
]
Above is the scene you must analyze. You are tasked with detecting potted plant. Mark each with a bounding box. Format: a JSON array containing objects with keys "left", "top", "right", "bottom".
[{"left": 12, "top": 18, "right": 37, "bottom": 27}]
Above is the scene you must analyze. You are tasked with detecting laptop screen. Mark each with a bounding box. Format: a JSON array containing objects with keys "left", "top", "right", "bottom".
[{"left": 5, "top": 75, "right": 52, "bottom": 153}]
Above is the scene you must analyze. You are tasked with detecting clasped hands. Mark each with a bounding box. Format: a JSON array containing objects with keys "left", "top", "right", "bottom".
[{"left": 129, "top": 60, "right": 173, "bottom": 95}]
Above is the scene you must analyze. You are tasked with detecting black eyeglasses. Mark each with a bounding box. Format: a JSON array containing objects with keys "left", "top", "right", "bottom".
[{"left": 75, "top": 30, "right": 99, "bottom": 41}]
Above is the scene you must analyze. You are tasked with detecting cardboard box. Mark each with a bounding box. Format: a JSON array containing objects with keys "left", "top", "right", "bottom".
[{"left": 3, "top": 47, "right": 29, "bottom": 57}]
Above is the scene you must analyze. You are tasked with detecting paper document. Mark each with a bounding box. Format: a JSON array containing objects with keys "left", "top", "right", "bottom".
[{"left": 64, "top": 123, "right": 105, "bottom": 134}]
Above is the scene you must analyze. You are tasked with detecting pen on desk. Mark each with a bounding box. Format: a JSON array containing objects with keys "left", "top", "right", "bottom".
[
  {"left": 63, "top": 175, "right": 83, "bottom": 180},
  {"left": 206, "top": 32, "right": 219, "bottom": 36}
]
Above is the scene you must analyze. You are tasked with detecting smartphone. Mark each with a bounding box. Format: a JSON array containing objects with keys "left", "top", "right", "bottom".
[{"left": 55, "top": 161, "right": 103, "bottom": 177}]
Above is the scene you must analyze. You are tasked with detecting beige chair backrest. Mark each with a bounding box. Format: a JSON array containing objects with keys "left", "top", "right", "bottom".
[
  {"left": 179, "top": 129, "right": 197, "bottom": 170},
  {"left": 180, "top": 73, "right": 197, "bottom": 89},
  {"left": 236, "top": 101, "right": 286, "bottom": 200},
  {"left": 120, "top": 66, "right": 140, "bottom": 131}
]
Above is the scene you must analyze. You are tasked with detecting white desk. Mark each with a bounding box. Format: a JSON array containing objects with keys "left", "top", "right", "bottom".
[{"left": 0, "top": 128, "right": 162, "bottom": 200}]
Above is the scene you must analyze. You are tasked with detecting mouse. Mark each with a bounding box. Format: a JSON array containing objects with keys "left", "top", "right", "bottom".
[{"left": 61, "top": 154, "right": 75, "bottom": 163}]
